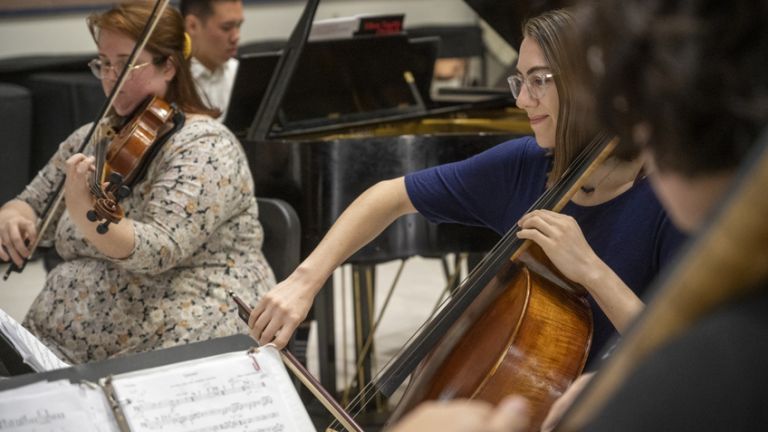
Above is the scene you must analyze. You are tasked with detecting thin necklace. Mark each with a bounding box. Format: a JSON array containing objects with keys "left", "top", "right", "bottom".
[{"left": 580, "top": 159, "right": 621, "bottom": 194}]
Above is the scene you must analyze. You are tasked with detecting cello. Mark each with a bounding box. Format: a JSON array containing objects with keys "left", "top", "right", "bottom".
[{"left": 329, "top": 133, "right": 618, "bottom": 431}]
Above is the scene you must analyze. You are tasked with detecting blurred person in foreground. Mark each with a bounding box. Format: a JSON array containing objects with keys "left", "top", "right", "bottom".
[{"left": 387, "top": 0, "right": 768, "bottom": 430}]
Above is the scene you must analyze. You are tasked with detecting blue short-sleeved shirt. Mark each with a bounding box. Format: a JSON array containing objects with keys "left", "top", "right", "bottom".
[{"left": 404, "top": 136, "right": 686, "bottom": 365}]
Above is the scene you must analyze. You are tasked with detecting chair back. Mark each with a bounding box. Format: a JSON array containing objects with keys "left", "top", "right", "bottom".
[{"left": 257, "top": 197, "right": 300, "bottom": 281}]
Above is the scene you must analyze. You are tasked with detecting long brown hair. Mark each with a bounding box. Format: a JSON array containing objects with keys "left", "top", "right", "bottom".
[
  {"left": 523, "top": 9, "right": 602, "bottom": 185},
  {"left": 88, "top": 1, "right": 220, "bottom": 118}
]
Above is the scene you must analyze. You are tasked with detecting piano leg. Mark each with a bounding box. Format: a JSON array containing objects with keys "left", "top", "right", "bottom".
[
  {"left": 314, "top": 279, "right": 338, "bottom": 395},
  {"left": 350, "top": 265, "right": 381, "bottom": 407},
  {"left": 345, "top": 264, "right": 389, "bottom": 424}
]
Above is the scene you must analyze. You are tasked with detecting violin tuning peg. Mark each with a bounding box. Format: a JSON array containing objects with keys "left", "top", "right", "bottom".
[
  {"left": 116, "top": 185, "right": 131, "bottom": 200},
  {"left": 108, "top": 172, "right": 124, "bottom": 187},
  {"left": 86, "top": 210, "right": 99, "bottom": 222}
]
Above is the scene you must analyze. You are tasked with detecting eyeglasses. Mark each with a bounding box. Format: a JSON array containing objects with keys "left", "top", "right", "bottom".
[
  {"left": 87, "top": 58, "right": 152, "bottom": 81},
  {"left": 507, "top": 71, "right": 556, "bottom": 100}
]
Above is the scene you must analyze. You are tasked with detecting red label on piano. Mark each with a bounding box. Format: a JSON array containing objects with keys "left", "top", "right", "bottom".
[{"left": 354, "top": 14, "right": 404, "bottom": 36}]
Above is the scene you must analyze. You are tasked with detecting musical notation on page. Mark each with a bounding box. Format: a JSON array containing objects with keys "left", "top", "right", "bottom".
[
  {"left": 106, "top": 348, "right": 314, "bottom": 432},
  {"left": 0, "top": 348, "right": 314, "bottom": 432},
  {"left": 0, "top": 380, "right": 120, "bottom": 432}
]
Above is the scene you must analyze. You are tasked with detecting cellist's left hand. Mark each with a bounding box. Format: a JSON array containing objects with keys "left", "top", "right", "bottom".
[
  {"left": 516, "top": 209, "right": 602, "bottom": 287},
  {"left": 517, "top": 209, "right": 644, "bottom": 333}
]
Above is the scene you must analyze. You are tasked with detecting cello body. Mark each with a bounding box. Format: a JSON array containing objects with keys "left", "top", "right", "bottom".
[
  {"left": 381, "top": 137, "right": 617, "bottom": 431},
  {"left": 396, "top": 245, "right": 592, "bottom": 430}
]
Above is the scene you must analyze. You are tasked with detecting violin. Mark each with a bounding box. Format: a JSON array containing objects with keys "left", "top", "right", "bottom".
[
  {"left": 86, "top": 96, "right": 184, "bottom": 234},
  {"left": 2, "top": 0, "right": 173, "bottom": 279}
]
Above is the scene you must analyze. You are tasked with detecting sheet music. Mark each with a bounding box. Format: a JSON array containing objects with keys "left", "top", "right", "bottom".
[
  {"left": 0, "top": 380, "right": 120, "bottom": 432},
  {"left": 0, "top": 307, "right": 69, "bottom": 372},
  {"left": 107, "top": 347, "right": 315, "bottom": 432}
]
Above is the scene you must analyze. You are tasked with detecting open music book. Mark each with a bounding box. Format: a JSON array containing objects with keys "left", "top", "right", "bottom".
[
  {"left": 0, "top": 347, "right": 315, "bottom": 432},
  {"left": 0, "top": 307, "right": 69, "bottom": 372}
]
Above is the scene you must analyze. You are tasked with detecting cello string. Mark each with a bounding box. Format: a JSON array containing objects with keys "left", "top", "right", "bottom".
[{"left": 328, "top": 133, "right": 613, "bottom": 428}]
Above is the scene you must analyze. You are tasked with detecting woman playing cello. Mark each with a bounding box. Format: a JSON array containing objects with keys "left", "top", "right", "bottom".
[{"left": 249, "top": 8, "right": 685, "bottom": 371}]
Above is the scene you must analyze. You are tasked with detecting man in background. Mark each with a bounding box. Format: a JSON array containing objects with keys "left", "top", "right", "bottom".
[{"left": 180, "top": 0, "right": 244, "bottom": 120}]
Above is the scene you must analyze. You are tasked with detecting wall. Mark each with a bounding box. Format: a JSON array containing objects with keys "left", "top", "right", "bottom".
[{"left": 0, "top": 0, "right": 481, "bottom": 59}]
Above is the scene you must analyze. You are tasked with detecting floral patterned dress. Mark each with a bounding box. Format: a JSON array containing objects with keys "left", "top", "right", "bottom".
[{"left": 20, "top": 115, "right": 274, "bottom": 364}]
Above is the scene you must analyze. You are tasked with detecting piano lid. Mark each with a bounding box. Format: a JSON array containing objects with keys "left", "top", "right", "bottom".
[
  {"left": 228, "top": 35, "right": 438, "bottom": 138},
  {"left": 244, "top": 0, "right": 438, "bottom": 140},
  {"left": 242, "top": 0, "right": 529, "bottom": 141},
  {"left": 463, "top": 0, "right": 568, "bottom": 48},
  {"left": 247, "top": 0, "right": 318, "bottom": 141}
]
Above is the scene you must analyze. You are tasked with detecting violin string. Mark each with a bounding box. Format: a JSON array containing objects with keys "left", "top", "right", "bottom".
[
  {"left": 90, "top": 122, "right": 109, "bottom": 199},
  {"left": 89, "top": 125, "right": 102, "bottom": 196},
  {"left": 328, "top": 133, "right": 612, "bottom": 429}
]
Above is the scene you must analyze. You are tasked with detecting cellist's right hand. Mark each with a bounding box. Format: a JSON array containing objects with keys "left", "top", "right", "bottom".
[
  {"left": 0, "top": 200, "right": 38, "bottom": 267},
  {"left": 248, "top": 271, "right": 319, "bottom": 349},
  {"left": 248, "top": 177, "right": 416, "bottom": 349}
]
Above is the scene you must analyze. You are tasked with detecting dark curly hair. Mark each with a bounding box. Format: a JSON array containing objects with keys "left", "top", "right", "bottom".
[{"left": 585, "top": 0, "right": 768, "bottom": 177}]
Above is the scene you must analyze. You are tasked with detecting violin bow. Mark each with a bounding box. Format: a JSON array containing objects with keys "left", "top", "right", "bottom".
[{"left": 3, "top": 0, "right": 171, "bottom": 280}]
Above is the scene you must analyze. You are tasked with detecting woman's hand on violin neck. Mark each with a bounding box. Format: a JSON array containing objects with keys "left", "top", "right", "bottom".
[
  {"left": 0, "top": 200, "right": 38, "bottom": 267},
  {"left": 516, "top": 209, "right": 604, "bottom": 287},
  {"left": 63, "top": 153, "right": 135, "bottom": 259},
  {"left": 63, "top": 154, "right": 96, "bottom": 215},
  {"left": 248, "top": 269, "right": 320, "bottom": 349}
]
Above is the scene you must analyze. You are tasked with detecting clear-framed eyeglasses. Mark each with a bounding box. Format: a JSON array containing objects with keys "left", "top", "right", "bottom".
[
  {"left": 87, "top": 58, "right": 152, "bottom": 81},
  {"left": 507, "top": 71, "right": 556, "bottom": 100}
]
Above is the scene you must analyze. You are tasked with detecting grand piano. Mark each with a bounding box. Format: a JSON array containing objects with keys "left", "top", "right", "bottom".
[{"left": 234, "top": 0, "right": 562, "bottom": 404}]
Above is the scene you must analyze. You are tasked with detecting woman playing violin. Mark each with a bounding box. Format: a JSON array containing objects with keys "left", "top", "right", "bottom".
[
  {"left": 0, "top": 2, "right": 273, "bottom": 363},
  {"left": 249, "top": 9, "right": 685, "bottom": 370}
]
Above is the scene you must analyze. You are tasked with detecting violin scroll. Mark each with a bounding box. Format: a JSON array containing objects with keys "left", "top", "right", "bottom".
[{"left": 86, "top": 172, "right": 130, "bottom": 233}]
